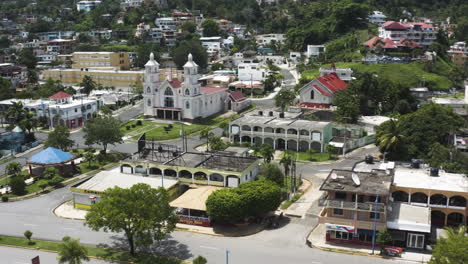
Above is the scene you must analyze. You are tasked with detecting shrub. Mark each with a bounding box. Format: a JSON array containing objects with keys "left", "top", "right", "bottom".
[
  {"left": 10, "top": 176, "right": 26, "bottom": 195},
  {"left": 136, "top": 120, "right": 142, "bottom": 126},
  {"left": 168, "top": 124, "right": 173, "bottom": 129},
  {"left": 43, "top": 167, "right": 58, "bottom": 180},
  {"left": 24, "top": 230, "right": 33, "bottom": 244},
  {"left": 126, "top": 126, "right": 130, "bottom": 130},
  {"left": 1, "top": 196, "right": 8, "bottom": 202},
  {"left": 49, "top": 176, "right": 64, "bottom": 187},
  {"left": 131, "top": 124, "right": 136, "bottom": 128}
]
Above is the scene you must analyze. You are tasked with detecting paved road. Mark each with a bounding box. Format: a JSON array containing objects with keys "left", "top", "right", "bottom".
[{"left": 0, "top": 144, "right": 415, "bottom": 264}]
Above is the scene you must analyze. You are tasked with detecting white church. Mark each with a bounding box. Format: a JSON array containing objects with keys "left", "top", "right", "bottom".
[{"left": 143, "top": 53, "right": 237, "bottom": 120}]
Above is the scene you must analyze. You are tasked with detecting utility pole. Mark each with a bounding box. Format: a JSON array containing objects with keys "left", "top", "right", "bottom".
[{"left": 225, "top": 249, "right": 230, "bottom": 264}]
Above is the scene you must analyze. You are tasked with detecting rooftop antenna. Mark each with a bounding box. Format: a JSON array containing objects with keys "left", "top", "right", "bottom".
[{"left": 351, "top": 172, "right": 361, "bottom": 186}]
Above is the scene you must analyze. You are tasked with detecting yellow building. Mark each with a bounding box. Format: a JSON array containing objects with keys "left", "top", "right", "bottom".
[
  {"left": 71, "top": 52, "right": 130, "bottom": 70},
  {"left": 42, "top": 68, "right": 144, "bottom": 89}
]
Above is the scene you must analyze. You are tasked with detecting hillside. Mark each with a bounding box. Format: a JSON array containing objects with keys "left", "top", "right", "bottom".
[{"left": 301, "top": 59, "right": 456, "bottom": 91}]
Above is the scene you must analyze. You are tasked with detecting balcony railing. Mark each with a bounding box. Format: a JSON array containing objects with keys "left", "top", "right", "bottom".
[{"left": 319, "top": 199, "right": 386, "bottom": 212}]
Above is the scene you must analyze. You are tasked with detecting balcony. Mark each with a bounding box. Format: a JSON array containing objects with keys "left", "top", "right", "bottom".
[
  {"left": 318, "top": 209, "right": 387, "bottom": 230},
  {"left": 319, "top": 199, "right": 386, "bottom": 213}
]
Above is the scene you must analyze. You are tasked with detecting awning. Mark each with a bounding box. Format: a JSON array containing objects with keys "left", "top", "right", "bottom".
[
  {"left": 329, "top": 142, "right": 344, "bottom": 148},
  {"left": 170, "top": 186, "right": 222, "bottom": 211},
  {"left": 386, "top": 202, "right": 431, "bottom": 233},
  {"left": 325, "top": 224, "right": 355, "bottom": 233}
]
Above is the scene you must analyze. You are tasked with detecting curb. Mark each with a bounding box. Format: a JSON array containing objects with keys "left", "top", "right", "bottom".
[
  {"left": 175, "top": 224, "right": 265, "bottom": 238},
  {"left": 53, "top": 200, "right": 86, "bottom": 221}
]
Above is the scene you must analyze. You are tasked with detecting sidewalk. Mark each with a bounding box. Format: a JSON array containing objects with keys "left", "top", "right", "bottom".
[
  {"left": 283, "top": 179, "right": 313, "bottom": 218},
  {"left": 54, "top": 200, "right": 265, "bottom": 237},
  {"left": 307, "top": 224, "right": 432, "bottom": 263}
]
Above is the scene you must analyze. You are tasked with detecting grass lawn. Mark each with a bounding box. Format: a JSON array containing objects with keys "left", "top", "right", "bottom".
[
  {"left": 141, "top": 123, "right": 207, "bottom": 141},
  {"left": 301, "top": 60, "right": 455, "bottom": 91},
  {"left": 280, "top": 193, "right": 302, "bottom": 210},
  {"left": 0, "top": 235, "right": 183, "bottom": 264},
  {"left": 283, "top": 151, "right": 334, "bottom": 162}
]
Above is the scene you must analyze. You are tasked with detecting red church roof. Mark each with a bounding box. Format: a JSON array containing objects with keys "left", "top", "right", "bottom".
[
  {"left": 316, "top": 73, "right": 347, "bottom": 94},
  {"left": 49, "top": 91, "right": 71, "bottom": 99},
  {"left": 229, "top": 91, "right": 246, "bottom": 102},
  {"left": 313, "top": 85, "right": 332, "bottom": 97},
  {"left": 169, "top": 78, "right": 182, "bottom": 88}
]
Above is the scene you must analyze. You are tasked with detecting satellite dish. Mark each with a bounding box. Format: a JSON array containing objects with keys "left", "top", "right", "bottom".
[
  {"left": 351, "top": 173, "right": 361, "bottom": 186},
  {"left": 331, "top": 172, "right": 338, "bottom": 180}
]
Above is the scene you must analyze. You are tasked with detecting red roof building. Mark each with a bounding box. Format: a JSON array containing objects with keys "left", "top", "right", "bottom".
[
  {"left": 229, "top": 91, "right": 246, "bottom": 102},
  {"left": 298, "top": 73, "right": 348, "bottom": 108},
  {"left": 49, "top": 91, "right": 72, "bottom": 100}
]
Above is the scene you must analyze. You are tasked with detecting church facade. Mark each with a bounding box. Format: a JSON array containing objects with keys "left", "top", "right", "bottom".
[{"left": 143, "top": 53, "right": 228, "bottom": 120}]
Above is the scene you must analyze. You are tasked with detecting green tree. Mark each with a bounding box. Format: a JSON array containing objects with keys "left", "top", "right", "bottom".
[
  {"left": 49, "top": 175, "right": 64, "bottom": 186},
  {"left": 258, "top": 163, "right": 284, "bottom": 186},
  {"left": 201, "top": 19, "right": 220, "bottom": 37},
  {"left": 6, "top": 162, "right": 22, "bottom": 176},
  {"left": 199, "top": 129, "right": 213, "bottom": 151},
  {"left": 375, "top": 119, "right": 404, "bottom": 159},
  {"left": 99, "top": 105, "right": 113, "bottom": 116},
  {"left": 43, "top": 167, "right": 58, "bottom": 180},
  {"left": 376, "top": 229, "right": 393, "bottom": 254},
  {"left": 193, "top": 255, "right": 208, "bottom": 264},
  {"left": 10, "top": 176, "right": 26, "bottom": 195},
  {"left": 83, "top": 116, "right": 124, "bottom": 154},
  {"left": 45, "top": 126, "right": 75, "bottom": 151},
  {"left": 135, "top": 43, "right": 160, "bottom": 68},
  {"left": 181, "top": 21, "right": 197, "bottom": 34},
  {"left": 57, "top": 236, "right": 90, "bottom": 264},
  {"left": 334, "top": 88, "right": 360, "bottom": 123},
  {"left": 274, "top": 89, "right": 296, "bottom": 112},
  {"left": 20, "top": 110, "right": 38, "bottom": 142},
  {"left": 208, "top": 136, "right": 226, "bottom": 151},
  {"left": 85, "top": 183, "right": 176, "bottom": 256},
  {"left": 173, "top": 39, "right": 208, "bottom": 69},
  {"left": 259, "top": 144, "right": 275, "bottom": 163},
  {"left": 24, "top": 230, "right": 33, "bottom": 244},
  {"left": 429, "top": 226, "right": 467, "bottom": 264},
  {"left": 6, "top": 101, "right": 26, "bottom": 128},
  {"left": 83, "top": 152, "right": 96, "bottom": 168},
  {"left": 455, "top": 17, "right": 468, "bottom": 42},
  {"left": 37, "top": 180, "right": 49, "bottom": 191},
  {"left": 0, "top": 77, "right": 12, "bottom": 100},
  {"left": 279, "top": 151, "right": 293, "bottom": 178},
  {"left": 18, "top": 48, "right": 37, "bottom": 69},
  {"left": 80, "top": 75, "right": 96, "bottom": 96}
]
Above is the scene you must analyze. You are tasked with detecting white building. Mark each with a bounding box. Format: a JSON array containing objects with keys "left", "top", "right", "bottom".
[
  {"left": 307, "top": 45, "right": 325, "bottom": 57},
  {"left": 200, "top": 37, "right": 222, "bottom": 58},
  {"left": 379, "top": 21, "right": 438, "bottom": 46},
  {"left": 155, "top": 17, "right": 178, "bottom": 32},
  {"left": 122, "top": 0, "right": 145, "bottom": 7},
  {"left": 0, "top": 92, "right": 100, "bottom": 129},
  {"left": 299, "top": 73, "right": 348, "bottom": 109},
  {"left": 368, "top": 11, "right": 387, "bottom": 25},
  {"left": 255, "top": 34, "right": 285, "bottom": 47},
  {"left": 143, "top": 53, "right": 228, "bottom": 120},
  {"left": 76, "top": 1, "right": 102, "bottom": 13},
  {"left": 237, "top": 63, "right": 267, "bottom": 82}
]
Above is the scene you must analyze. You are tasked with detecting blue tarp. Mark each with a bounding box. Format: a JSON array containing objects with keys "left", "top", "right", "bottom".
[{"left": 30, "top": 147, "right": 74, "bottom": 164}]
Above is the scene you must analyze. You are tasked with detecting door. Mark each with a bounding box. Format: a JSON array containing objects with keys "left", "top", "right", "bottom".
[{"left": 407, "top": 233, "right": 424, "bottom": 249}]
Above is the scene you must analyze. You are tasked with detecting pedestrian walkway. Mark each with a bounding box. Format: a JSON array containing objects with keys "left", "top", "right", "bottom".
[
  {"left": 307, "top": 224, "right": 432, "bottom": 263},
  {"left": 283, "top": 179, "right": 313, "bottom": 218}
]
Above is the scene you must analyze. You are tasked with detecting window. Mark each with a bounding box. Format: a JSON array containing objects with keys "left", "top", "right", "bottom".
[
  {"left": 310, "top": 90, "right": 314, "bottom": 99},
  {"left": 147, "top": 99, "right": 151, "bottom": 106},
  {"left": 147, "top": 87, "right": 151, "bottom": 93},
  {"left": 185, "top": 101, "right": 190, "bottom": 109},
  {"left": 74, "top": 108, "right": 78, "bottom": 113},
  {"left": 185, "top": 89, "right": 190, "bottom": 96},
  {"left": 331, "top": 231, "right": 351, "bottom": 240},
  {"left": 407, "top": 233, "right": 425, "bottom": 249},
  {"left": 164, "top": 87, "right": 173, "bottom": 96},
  {"left": 335, "top": 192, "right": 347, "bottom": 200},
  {"left": 370, "top": 212, "right": 380, "bottom": 220},
  {"left": 164, "top": 97, "right": 174, "bottom": 108},
  {"left": 333, "top": 208, "right": 344, "bottom": 216}
]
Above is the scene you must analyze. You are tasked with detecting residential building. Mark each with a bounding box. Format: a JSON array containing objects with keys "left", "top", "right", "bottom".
[
  {"left": 47, "top": 39, "right": 75, "bottom": 55},
  {"left": 76, "top": 1, "right": 102, "bottom": 13},
  {"left": 0, "top": 63, "right": 26, "bottom": 90},
  {"left": 256, "top": 0, "right": 278, "bottom": 5},
  {"left": 378, "top": 21, "right": 437, "bottom": 46},
  {"left": 226, "top": 91, "right": 250, "bottom": 112},
  {"left": 71, "top": 52, "right": 130, "bottom": 70},
  {"left": 319, "top": 67, "right": 353, "bottom": 81},
  {"left": 37, "top": 54, "right": 57, "bottom": 64},
  {"left": 121, "top": 0, "right": 145, "bottom": 8},
  {"left": 200, "top": 37, "right": 223, "bottom": 58},
  {"left": 198, "top": 74, "right": 235, "bottom": 88},
  {"left": 155, "top": 17, "right": 178, "bottom": 32},
  {"left": 218, "top": 19, "right": 234, "bottom": 32},
  {"left": 430, "top": 83, "right": 468, "bottom": 116},
  {"left": 238, "top": 63, "right": 267, "bottom": 82},
  {"left": 229, "top": 110, "right": 333, "bottom": 152},
  {"left": 409, "top": 87, "right": 430, "bottom": 103},
  {"left": 86, "top": 29, "right": 112, "bottom": 40},
  {"left": 363, "top": 36, "right": 423, "bottom": 52},
  {"left": 448, "top": 42, "right": 467, "bottom": 68},
  {"left": 307, "top": 45, "right": 325, "bottom": 57},
  {"left": 391, "top": 166, "right": 467, "bottom": 228},
  {"left": 255, "top": 34, "right": 285, "bottom": 47},
  {"left": 0, "top": 92, "right": 100, "bottom": 129},
  {"left": 37, "top": 31, "right": 75, "bottom": 41},
  {"left": 368, "top": 11, "right": 386, "bottom": 25},
  {"left": 454, "top": 129, "right": 468, "bottom": 152},
  {"left": 143, "top": 53, "right": 228, "bottom": 120},
  {"left": 318, "top": 169, "right": 395, "bottom": 246},
  {"left": 299, "top": 73, "right": 348, "bottom": 109}
]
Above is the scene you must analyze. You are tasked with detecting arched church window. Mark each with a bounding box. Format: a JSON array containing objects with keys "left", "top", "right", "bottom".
[
  {"left": 164, "top": 97, "right": 174, "bottom": 108},
  {"left": 164, "top": 87, "right": 173, "bottom": 96},
  {"left": 147, "top": 87, "right": 151, "bottom": 93},
  {"left": 147, "top": 99, "right": 151, "bottom": 106},
  {"left": 186, "top": 101, "right": 190, "bottom": 109},
  {"left": 185, "top": 89, "right": 190, "bottom": 96}
]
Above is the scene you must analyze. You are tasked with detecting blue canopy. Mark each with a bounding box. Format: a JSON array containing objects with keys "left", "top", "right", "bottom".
[{"left": 30, "top": 147, "right": 74, "bottom": 164}]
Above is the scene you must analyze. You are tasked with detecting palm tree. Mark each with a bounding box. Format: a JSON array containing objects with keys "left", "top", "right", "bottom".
[
  {"left": 376, "top": 119, "right": 404, "bottom": 154},
  {"left": 260, "top": 144, "right": 275, "bottom": 163},
  {"left": 57, "top": 237, "right": 89, "bottom": 264},
  {"left": 20, "top": 111, "right": 38, "bottom": 142},
  {"left": 279, "top": 151, "right": 293, "bottom": 178},
  {"left": 199, "top": 129, "right": 214, "bottom": 151},
  {"left": 6, "top": 101, "right": 26, "bottom": 128}
]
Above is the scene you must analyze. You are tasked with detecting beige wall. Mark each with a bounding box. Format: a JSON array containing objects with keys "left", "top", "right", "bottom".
[
  {"left": 72, "top": 52, "right": 130, "bottom": 70},
  {"left": 43, "top": 69, "right": 143, "bottom": 88}
]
